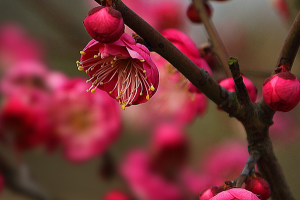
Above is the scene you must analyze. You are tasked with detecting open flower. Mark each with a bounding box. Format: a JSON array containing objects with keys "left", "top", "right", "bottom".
[{"left": 78, "top": 33, "right": 159, "bottom": 110}]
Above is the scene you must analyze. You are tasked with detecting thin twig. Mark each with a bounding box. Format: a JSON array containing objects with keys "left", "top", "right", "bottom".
[
  {"left": 192, "top": 0, "right": 231, "bottom": 77},
  {"left": 234, "top": 151, "right": 260, "bottom": 188},
  {"left": 275, "top": 10, "right": 300, "bottom": 72}
]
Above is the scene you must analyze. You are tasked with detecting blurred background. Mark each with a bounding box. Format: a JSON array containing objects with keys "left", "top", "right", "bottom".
[{"left": 0, "top": 0, "right": 300, "bottom": 199}]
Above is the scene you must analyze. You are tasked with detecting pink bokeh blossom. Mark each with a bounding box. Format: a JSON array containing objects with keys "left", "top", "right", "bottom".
[
  {"left": 120, "top": 149, "right": 185, "bottom": 200},
  {"left": 49, "top": 78, "right": 121, "bottom": 162}
]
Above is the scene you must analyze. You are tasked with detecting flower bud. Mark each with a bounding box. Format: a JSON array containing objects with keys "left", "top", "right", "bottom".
[
  {"left": 245, "top": 178, "right": 270, "bottom": 200},
  {"left": 199, "top": 186, "right": 219, "bottom": 200},
  {"left": 103, "top": 190, "right": 130, "bottom": 200},
  {"left": 83, "top": 6, "right": 124, "bottom": 43},
  {"left": 263, "top": 72, "right": 300, "bottom": 112},
  {"left": 186, "top": 2, "right": 212, "bottom": 24}
]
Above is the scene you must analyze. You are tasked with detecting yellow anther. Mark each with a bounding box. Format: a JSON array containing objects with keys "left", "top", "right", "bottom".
[
  {"left": 145, "top": 76, "right": 147, "bottom": 79},
  {"left": 86, "top": 89, "right": 90, "bottom": 92},
  {"left": 143, "top": 70, "right": 146, "bottom": 73},
  {"left": 94, "top": 55, "right": 98, "bottom": 58},
  {"left": 146, "top": 95, "right": 150, "bottom": 100},
  {"left": 100, "top": 82, "right": 104, "bottom": 85},
  {"left": 86, "top": 80, "right": 90, "bottom": 83},
  {"left": 109, "top": 91, "right": 112, "bottom": 94},
  {"left": 116, "top": 96, "right": 121, "bottom": 100},
  {"left": 140, "top": 59, "right": 145, "bottom": 62},
  {"left": 86, "top": 70, "right": 89, "bottom": 74},
  {"left": 114, "top": 57, "right": 117, "bottom": 61},
  {"left": 91, "top": 88, "right": 96, "bottom": 93},
  {"left": 110, "top": 61, "right": 114, "bottom": 64},
  {"left": 119, "top": 101, "right": 121, "bottom": 105},
  {"left": 98, "top": 52, "right": 101, "bottom": 56},
  {"left": 149, "top": 85, "right": 155, "bottom": 91},
  {"left": 122, "top": 104, "right": 126, "bottom": 110},
  {"left": 80, "top": 51, "right": 86, "bottom": 55},
  {"left": 91, "top": 67, "right": 94, "bottom": 71},
  {"left": 123, "top": 70, "right": 126, "bottom": 73},
  {"left": 135, "top": 75, "right": 138, "bottom": 77},
  {"left": 76, "top": 61, "right": 80, "bottom": 64},
  {"left": 78, "top": 66, "right": 84, "bottom": 71},
  {"left": 119, "top": 91, "right": 123, "bottom": 94},
  {"left": 140, "top": 92, "right": 143, "bottom": 96},
  {"left": 106, "top": 62, "right": 109, "bottom": 64},
  {"left": 111, "top": 65, "right": 114, "bottom": 67},
  {"left": 129, "top": 102, "right": 132, "bottom": 105}
]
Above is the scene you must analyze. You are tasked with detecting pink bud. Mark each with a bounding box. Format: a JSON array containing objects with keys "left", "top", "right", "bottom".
[
  {"left": 186, "top": 2, "right": 213, "bottom": 24},
  {"left": 199, "top": 186, "right": 219, "bottom": 200},
  {"left": 210, "top": 188, "right": 260, "bottom": 200},
  {"left": 245, "top": 178, "right": 271, "bottom": 200},
  {"left": 103, "top": 190, "right": 130, "bottom": 200},
  {"left": 263, "top": 72, "right": 300, "bottom": 112},
  {"left": 84, "top": 6, "right": 124, "bottom": 43}
]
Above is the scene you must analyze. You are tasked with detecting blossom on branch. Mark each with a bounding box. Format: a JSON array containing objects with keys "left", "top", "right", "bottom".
[{"left": 78, "top": 33, "right": 159, "bottom": 110}]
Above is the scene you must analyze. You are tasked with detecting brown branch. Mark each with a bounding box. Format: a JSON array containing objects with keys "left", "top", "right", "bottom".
[
  {"left": 275, "top": 10, "right": 300, "bottom": 72},
  {"left": 192, "top": 0, "right": 231, "bottom": 77}
]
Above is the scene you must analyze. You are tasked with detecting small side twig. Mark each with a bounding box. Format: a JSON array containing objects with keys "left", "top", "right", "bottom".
[
  {"left": 275, "top": 10, "right": 300, "bottom": 72},
  {"left": 228, "top": 57, "right": 251, "bottom": 106},
  {"left": 192, "top": 0, "right": 231, "bottom": 77},
  {"left": 234, "top": 151, "right": 260, "bottom": 188}
]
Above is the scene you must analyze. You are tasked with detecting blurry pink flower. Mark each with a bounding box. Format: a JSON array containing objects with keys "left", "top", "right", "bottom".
[
  {"left": 46, "top": 71, "right": 69, "bottom": 91},
  {"left": 0, "top": 97, "right": 51, "bottom": 151},
  {"left": 121, "top": 149, "right": 185, "bottom": 200},
  {"left": 269, "top": 112, "right": 299, "bottom": 145},
  {"left": 201, "top": 141, "right": 248, "bottom": 186},
  {"left": 103, "top": 190, "right": 130, "bottom": 200},
  {"left": 0, "top": 23, "right": 43, "bottom": 70},
  {"left": 50, "top": 78, "right": 121, "bottom": 162},
  {"left": 84, "top": 6, "right": 124, "bottom": 43},
  {"left": 150, "top": 123, "right": 188, "bottom": 174},
  {"left": 245, "top": 178, "right": 270, "bottom": 200},
  {"left": 273, "top": 0, "right": 290, "bottom": 22},
  {"left": 78, "top": 33, "right": 159, "bottom": 110},
  {"left": 180, "top": 169, "right": 212, "bottom": 196},
  {"left": 210, "top": 188, "right": 260, "bottom": 200},
  {"left": 263, "top": 71, "right": 300, "bottom": 112},
  {"left": 161, "top": 29, "right": 212, "bottom": 93},
  {"left": 151, "top": 0, "right": 185, "bottom": 32}
]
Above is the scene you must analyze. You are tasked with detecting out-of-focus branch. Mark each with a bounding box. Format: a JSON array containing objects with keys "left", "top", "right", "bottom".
[
  {"left": 0, "top": 152, "right": 58, "bottom": 200},
  {"left": 275, "top": 10, "right": 300, "bottom": 72},
  {"left": 192, "top": 0, "right": 231, "bottom": 77}
]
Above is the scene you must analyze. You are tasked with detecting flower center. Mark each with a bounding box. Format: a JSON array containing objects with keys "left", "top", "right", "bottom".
[{"left": 77, "top": 52, "right": 155, "bottom": 110}]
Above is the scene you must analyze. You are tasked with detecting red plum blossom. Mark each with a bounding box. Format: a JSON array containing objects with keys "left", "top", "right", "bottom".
[
  {"left": 78, "top": 33, "right": 159, "bottom": 110},
  {"left": 103, "top": 190, "right": 130, "bottom": 200},
  {"left": 245, "top": 178, "right": 270, "bottom": 200}
]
